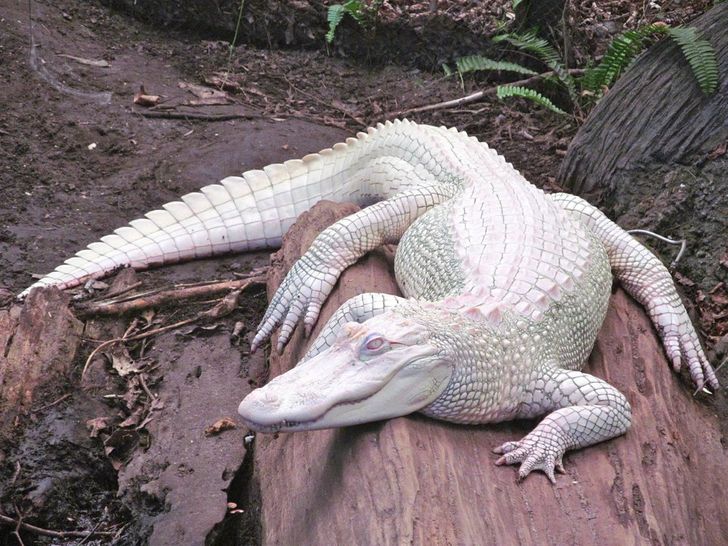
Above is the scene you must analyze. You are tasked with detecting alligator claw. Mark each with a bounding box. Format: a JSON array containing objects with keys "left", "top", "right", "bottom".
[
  {"left": 655, "top": 307, "right": 719, "bottom": 391},
  {"left": 494, "top": 436, "right": 567, "bottom": 484},
  {"left": 252, "top": 254, "right": 340, "bottom": 354}
]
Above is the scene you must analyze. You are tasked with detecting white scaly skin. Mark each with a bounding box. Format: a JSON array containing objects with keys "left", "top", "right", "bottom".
[{"left": 23, "top": 120, "right": 718, "bottom": 482}]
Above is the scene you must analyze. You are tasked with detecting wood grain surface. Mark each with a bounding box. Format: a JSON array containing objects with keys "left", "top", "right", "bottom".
[{"left": 254, "top": 201, "right": 727, "bottom": 545}]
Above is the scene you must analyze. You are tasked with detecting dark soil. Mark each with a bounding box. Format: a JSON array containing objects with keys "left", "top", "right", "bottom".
[{"left": 0, "top": 0, "right": 723, "bottom": 544}]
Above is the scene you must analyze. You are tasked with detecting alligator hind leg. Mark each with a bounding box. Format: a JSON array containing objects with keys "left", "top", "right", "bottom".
[
  {"left": 302, "top": 293, "right": 407, "bottom": 361},
  {"left": 550, "top": 193, "right": 718, "bottom": 389},
  {"left": 494, "top": 367, "right": 631, "bottom": 483}
]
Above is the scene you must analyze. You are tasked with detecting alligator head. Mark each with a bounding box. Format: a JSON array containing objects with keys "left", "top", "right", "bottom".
[{"left": 237, "top": 313, "right": 453, "bottom": 432}]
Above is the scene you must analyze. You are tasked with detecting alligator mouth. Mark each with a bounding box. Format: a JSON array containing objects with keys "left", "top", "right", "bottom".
[
  {"left": 238, "top": 353, "right": 446, "bottom": 433},
  {"left": 239, "top": 392, "right": 377, "bottom": 433}
]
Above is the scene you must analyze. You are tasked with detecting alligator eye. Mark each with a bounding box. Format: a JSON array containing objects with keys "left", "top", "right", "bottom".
[
  {"left": 366, "top": 336, "right": 384, "bottom": 351},
  {"left": 361, "top": 333, "right": 389, "bottom": 356}
]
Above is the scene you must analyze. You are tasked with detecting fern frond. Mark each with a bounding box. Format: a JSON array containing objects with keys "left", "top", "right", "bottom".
[
  {"left": 581, "top": 24, "right": 665, "bottom": 91},
  {"left": 494, "top": 31, "right": 577, "bottom": 102},
  {"left": 582, "top": 24, "right": 719, "bottom": 96},
  {"left": 455, "top": 56, "right": 538, "bottom": 76},
  {"left": 496, "top": 85, "right": 567, "bottom": 115},
  {"left": 326, "top": 1, "right": 367, "bottom": 43},
  {"left": 666, "top": 27, "right": 719, "bottom": 94},
  {"left": 326, "top": 4, "right": 347, "bottom": 43}
]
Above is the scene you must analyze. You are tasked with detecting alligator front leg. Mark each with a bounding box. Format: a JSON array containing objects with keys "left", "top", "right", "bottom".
[
  {"left": 252, "top": 183, "right": 457, "bottom": 353},
  {"left": 494, "top": 368, "right": 631, "bottom": 483},
  {"left": 550, "top": 193, "right": 719, "bottom": 390}
]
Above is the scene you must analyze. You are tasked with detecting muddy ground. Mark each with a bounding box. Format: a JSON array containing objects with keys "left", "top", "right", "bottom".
[{"left": 0, "top": 0, "right": 724, "bottom": 544}]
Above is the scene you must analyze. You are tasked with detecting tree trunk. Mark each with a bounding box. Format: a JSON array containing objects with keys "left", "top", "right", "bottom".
[
  {"left": 559, "top": 4, "right": 728, "bottom": 291},
  {"left": 253, "top": 201, "right": 728, "bottom": 546}
]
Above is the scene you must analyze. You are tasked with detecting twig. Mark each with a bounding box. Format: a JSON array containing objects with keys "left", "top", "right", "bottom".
[
  {"left": 135, "top": 110, "right": 260, "bottom": 121},
  {"left": 81, "top": 286, "right": 249, "bottom": 379},
  {"left": 75, "top": 275, "right": 266, "bottom": 318},
  {"left": 627, "top": 229, "right": 687, "bottom": 269},
  {"left": 102, "top": 281, "right": 143, "bottom": 300},
  {"left": 12, "top": 505, "right": 25, "bottom": 546},
  {"left": 692, "top": 356, "right": 727, "bottom": 397},
  {"left": 81, "top": 318, "right": 138, "bottom": 378},
  {"left": 10, "top": 462, "right": 21, "bottom": 486},
  {"left": 388, "top": 68, "right": 587, "bottom": 117},
  {"left": 31, "top": 392, "right": 71, "bottom": 413},
  {"left": 138, "top": 374, "right": 155, "bottom": 401},
  {"left": 75, "top": 518, "right": 104, "bottom": 546},
  {"left": 0, "top": 513, "right": 114, "bottom": 540}
]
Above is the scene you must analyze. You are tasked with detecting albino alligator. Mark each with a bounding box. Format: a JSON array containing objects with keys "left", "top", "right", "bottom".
[{"left": 22, "top": 120, "right": 718, "bottom": 482}]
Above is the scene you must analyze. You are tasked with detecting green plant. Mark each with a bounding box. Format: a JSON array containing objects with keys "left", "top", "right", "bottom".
[
  {"left": 455, "top": 56, "right": 538, "bottom": 77},
  {"left": 450, "top": 24, "right": 718, "bottom": 116},
  {"left": 496, "top": 85, "right": 566, "bottom": 115},
  {"left": 494, "top": 30, "right": 578, "bottom": 102},
  {"left": 326, "top": 0, "right": 383, "bottom": 44},
  {"left": 582, "top": 24, "right": 718, "bottom": 94}
]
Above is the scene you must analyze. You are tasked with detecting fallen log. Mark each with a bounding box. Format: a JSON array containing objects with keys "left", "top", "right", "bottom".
[
  {"left": 252, "top": 201, "right": 727, "bottom": 545},
  {"left": 0, "top": 288, "right": 83, "bottom": 437}
]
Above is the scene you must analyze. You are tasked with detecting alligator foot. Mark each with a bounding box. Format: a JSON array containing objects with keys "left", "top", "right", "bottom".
[{"left": 493, "top": 432, "right": 567, "bottom": 484}]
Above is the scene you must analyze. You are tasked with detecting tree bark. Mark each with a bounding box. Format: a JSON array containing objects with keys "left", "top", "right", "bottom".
[
  {"left": 253, "top": 201, "right": 728, "bottom": 546},
  {"left": 559, "top": 4, "right": 728, "bottom": 290},
  {"left": 0, "top": 288, "right": 83, "bottom": 437}
]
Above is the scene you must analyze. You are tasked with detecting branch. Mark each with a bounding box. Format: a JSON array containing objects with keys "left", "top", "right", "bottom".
[
  {"left": 74, "top": 275, "right": 266, "bottom": 318},
  {"left": 0, "top": 513, "right": 114, "bottom": 540},
  {"left": 388, "top": 68, "right": 586, "bottom": 117},
  {"left": 134, "top": 110, "right": 261, "bottom": 121}
]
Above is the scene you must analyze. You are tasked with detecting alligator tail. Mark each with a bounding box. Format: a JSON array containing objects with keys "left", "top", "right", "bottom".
[{"left": 19, "top": 119, "right": 439, "bottom": 297}]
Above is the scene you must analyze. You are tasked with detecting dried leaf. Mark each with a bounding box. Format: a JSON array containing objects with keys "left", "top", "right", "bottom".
[
  {"left": 133, "top": 85, "right": 160, "bottom": 107},
  {"left": 104, "top": 429, "right": 140, "bottom": 469},
  {"left": 141, "top": 308, "right": 156, "bottom": 325},
  {"left": 204, "top": 73, "right": 243, "bottom": 92},
  {"left": 86, "top": 416, "right": 111, "bottom": 438},
  {"left": 119, "top": 407, "right": 144, "bottom": 428},
  {"left": 204, "top": 417, "right": 237, "bottom": 436},
  {"left": 199, "top": 290, "right": 241, "bottom": 321},
  {"left": 673, "top": 271, "right": 695, "bottom": 288},
  {"left": 107, "top": 345, "right": 143, "bottom": 377}
]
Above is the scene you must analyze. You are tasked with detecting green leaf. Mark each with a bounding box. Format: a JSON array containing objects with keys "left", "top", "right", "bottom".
[
  {"left": 455, "top": 56, "right": 538, "bottom": 76},
  {"left": 326, "top": 4, "right": 347, "bottom": 44},
  {"left": 494, "top": 31, "right": 576, "bottom": 103},
  {"left": 343, "top": 0, "right": 365, "bottom": 24},
  {"left": 666, "top": 27, "right": 719, "bottom": 94},
  {"left": 496, "top": 85, "right": 568, "bottom": 115}
]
